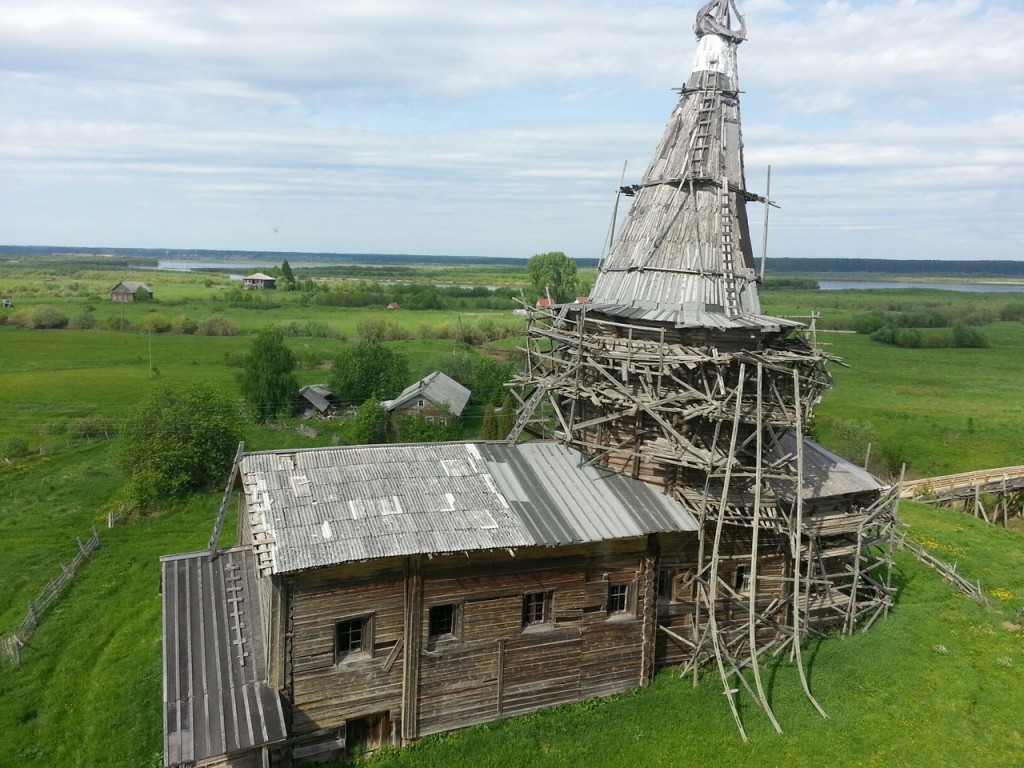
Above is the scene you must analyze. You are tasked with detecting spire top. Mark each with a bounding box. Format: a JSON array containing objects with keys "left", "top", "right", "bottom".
[{"left": 695, "top": 0, "right": 746, "bottom": 43}]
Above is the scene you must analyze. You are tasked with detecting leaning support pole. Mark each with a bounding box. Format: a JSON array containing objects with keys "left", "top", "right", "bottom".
[
  {"left": 708, "top": 364, "right": 749, "bottom": 741},
  {"left": 790, "top": 370, "right": 829, "bottom": 720},
  {"left": 749, "top": 363, "right": 782, "bottom": 733}
]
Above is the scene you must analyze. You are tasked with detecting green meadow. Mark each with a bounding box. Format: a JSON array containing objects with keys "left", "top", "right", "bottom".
[{"left": 0, "top": 263, "right": 1022, "bottom": 767}]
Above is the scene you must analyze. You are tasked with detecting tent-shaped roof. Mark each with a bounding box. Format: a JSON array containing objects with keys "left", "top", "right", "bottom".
[{"left": 589, "top": 0, "right": 797, "bottom": 333}]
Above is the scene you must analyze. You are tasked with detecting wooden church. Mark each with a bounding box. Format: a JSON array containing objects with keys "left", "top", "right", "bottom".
[{"left": 160, "top": 2, "right": 898, "bottom": 765}]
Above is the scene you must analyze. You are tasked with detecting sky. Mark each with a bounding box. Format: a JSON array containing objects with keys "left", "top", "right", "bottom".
[{"left": 1, "top": 0, "right": 1022, "bottom": 262}]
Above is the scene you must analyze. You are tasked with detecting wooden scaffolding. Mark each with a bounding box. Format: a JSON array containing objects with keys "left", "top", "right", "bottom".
[
  {"left": 506, "top": 304, "right": 898, "bottom": 737},
  {"left": 507, "top": 0, "right": 898, "bottom": 735}
]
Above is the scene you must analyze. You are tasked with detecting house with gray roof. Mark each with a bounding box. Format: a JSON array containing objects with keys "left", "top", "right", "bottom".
[
  {"left": 382, "top": 371, "right": 470, "bottom": 425},
  {"left": 110, "top": 281, "right": 153, "bottom": 302},
  {"left": 243, "top": 272, "right": 277, "bottom": 290}
]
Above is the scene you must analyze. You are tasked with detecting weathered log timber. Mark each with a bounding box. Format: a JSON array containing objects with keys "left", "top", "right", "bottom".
[{"left": 508, "top": 0, "right": 898, "bottom": 740}]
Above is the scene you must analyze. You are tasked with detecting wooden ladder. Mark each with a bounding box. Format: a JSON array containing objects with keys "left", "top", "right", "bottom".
[
  {"left": 718, "top": 178, "right": 740, "bottom": 316},
  {"left": 689, "top": 69, "right": 719, "bottom": 178}
]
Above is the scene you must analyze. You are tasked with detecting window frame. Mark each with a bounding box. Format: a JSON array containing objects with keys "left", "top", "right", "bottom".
[
  {"left": 608, "top": 582, "right": 630, "bottom": 615},
  {"left": 522, "top": 591, "right": 552, "bottom": 629},
  {"left": 334, "top": 614, "right": 373, "bottom": 663},
  {"left": 427, "top": 602, "right": 460, "bottom": 641}
]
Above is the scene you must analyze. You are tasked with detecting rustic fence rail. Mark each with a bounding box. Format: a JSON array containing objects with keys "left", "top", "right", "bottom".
[
  {"left": 895, "top": 531, "right": 990, "bottom": 607},
  {"left": 1, "top": 526, "right": 101, "bottom": 666}
]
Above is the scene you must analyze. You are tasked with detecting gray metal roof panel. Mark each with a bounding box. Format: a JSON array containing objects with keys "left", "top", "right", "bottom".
[
  {"left": 768, "top": 433, "right": 885, "bottom": 500},
  {"left": 240, "top": 441, "right": 700, "bottom": 572},
  {"left": 161, "top": 548, "right": 287, "bottom": 767}
]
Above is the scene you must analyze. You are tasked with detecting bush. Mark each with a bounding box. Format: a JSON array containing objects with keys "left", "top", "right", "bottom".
[
  {"left": 355, "top": 318, "right": 406, "bottom": 342},
  {"left": 848, "top": 313, "right": 886, "bottom": 335},
  {"left": 197, "top": 316, "right": 239, "bottom": 336},
  {"left": 11, "top": 306, "right": 69, "bottom": 329},
  {"left": 68, "top": 309, "right": 96, "bottom": 330},
  {"left": 117, "top": 381, "right": 241, "bottom": 505},
  {"left": 1000, "top": 301, "right": 1024, "bottom": 322},
  {"left": 67, "top": 415, "right": 115, "bottom": 440},
  {"left": 870, "top": 326, "right": 922, "bottom": 348},
  {"left": 2, "top": 435, "right": 30, "bottom": 459},
  {"left": 141, "top": 312, "right": 171, "bottom": 333},
  {"left": 171, "top": 315, "right": 197, "bottom": 335},
  {"left": 951, "top": 325, "right": 988, "bottom": 348}
]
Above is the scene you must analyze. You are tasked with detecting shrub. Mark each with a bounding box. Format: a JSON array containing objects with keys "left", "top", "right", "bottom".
[
  {"left": 2, "top": 435, "right": 30, "bottom": 459},
  {"left": 11, "top": 306, "right": 69, "bottom": 329},
  {"left": 999, "top": 301, "right": 1024, "bottom": 322},
  {"left": 197, "top": 316, "right": 239, "bottom": 336},
  {"left": 68, "top": 309, "right": 96, "bottom": 330},
  {"left": 355, "top": 317, "right": 406, "bottom": 342},
  {"left": 870, "top": 326, "right": 922, "bottom": 348},
  {"left": 117, "top": 381, "right": 241, "bottom": 505},
  {"left": 849, "top": 313, "right": 886, "bottom": 335},
  {"left": 141, "top": 312, "right": 171, "bottom": 333},
  {"left": 67, "top": 415, "right": 115, "bottom": 440},
  {"left": 171, "top": 315, "right": 197, "bottom": 335},
  {"left": 951, "top": 325, "right": 988, "bottom": 348}
]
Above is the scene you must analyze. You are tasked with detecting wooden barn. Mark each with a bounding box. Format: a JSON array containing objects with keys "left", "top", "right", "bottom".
[
  {"left": 161, "top": 436, "right": 881, "bottom": 765},
  {"left": 110, "top": 281, "right": 153, "bottom": 302}
]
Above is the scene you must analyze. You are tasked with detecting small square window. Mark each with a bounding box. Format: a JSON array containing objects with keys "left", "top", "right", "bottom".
[
  {"left": 429, "top": 604, "right": 457, "bottom": 638},
  {"left": 335, "top": 616, "right": 371, "bottom": 662},
  {"left": 608, "top": 583, "right": 629, "bottom": 614},
  {"left": 417, "top": 398, "right": 426, "bottom": 408},
  {"left": 522, "top": 591, "right": 550, "bottom": 626},
  {"left": 733, "top": 564, "right": 750, "bottom": 592}
]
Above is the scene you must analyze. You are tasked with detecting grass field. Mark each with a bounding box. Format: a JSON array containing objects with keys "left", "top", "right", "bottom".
[{"left": 1, "top": 266, "right": 1022, "bottom": 767}]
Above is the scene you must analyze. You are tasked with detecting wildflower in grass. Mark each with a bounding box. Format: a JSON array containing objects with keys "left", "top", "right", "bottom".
[{"left": 988, "top": 586, "right": 1014, "bottom": 601}]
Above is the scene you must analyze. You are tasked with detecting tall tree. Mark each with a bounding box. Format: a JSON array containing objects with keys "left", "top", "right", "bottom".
[
  {"left": 526, "top": 251, "right": 579, "bottom": 304},
  {"left": 117, "top": 381, "right": 241, "bottom": 506},
  {"left": 240, "top": 326, "right": 299, "bottom": 422},
  {"left": 329, "top": 341, "right": 409, "bottom": 404},
  {"left": 280, "top": 259, "right": 296, "bottom": 290},
  {"left": 348, "top": 398, "right": 391, "bottom": 444}
]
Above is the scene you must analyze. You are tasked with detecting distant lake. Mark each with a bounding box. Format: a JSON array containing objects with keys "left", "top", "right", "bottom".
[
  {"left": 817, "top": 280, "right": 1024, "bottom": 293},
  {"left": 149, "top": 259, "right": 279, "bottom": 280}
]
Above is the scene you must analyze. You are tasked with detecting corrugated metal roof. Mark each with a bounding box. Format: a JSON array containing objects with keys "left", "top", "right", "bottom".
[
  {"left": 240, "top": 441, "right": 698, "bottom": 574},
  {"left": 298, "top": 384, "right": 333, "bottom": 413},
  {"left": 382, "top": 371, "right": 472, "bottom": 417},
  {"left": 161, "top": 547, "right": 287, "bottom": 767},
  {"left": 768, "top": 432, "right": 885, "bottom": 500}
]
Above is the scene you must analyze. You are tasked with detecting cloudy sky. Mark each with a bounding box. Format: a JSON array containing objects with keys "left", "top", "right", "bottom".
[{"left": 2, "top": 0, "right": 1022, "bottom": 261}]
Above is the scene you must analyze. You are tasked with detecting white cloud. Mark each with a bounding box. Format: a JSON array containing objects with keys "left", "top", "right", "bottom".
[{"left": 1, "top": 0, "right": 1022, "bottom": 260}]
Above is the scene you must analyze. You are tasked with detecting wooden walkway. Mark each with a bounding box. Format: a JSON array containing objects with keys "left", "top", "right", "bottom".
[{"left": 900, "top": 465, "right": 1024, "bottom": 527}]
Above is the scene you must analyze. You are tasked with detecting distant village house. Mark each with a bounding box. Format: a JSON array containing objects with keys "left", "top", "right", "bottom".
[
  {"left": 110, "top": 281, "right": 153, "bottom": 302},
  {"left": 382, "top": 371, "right": 470, "bottom": 426},
  {"left": 243, "top": 273, "right": 277, "bottom": 290}
]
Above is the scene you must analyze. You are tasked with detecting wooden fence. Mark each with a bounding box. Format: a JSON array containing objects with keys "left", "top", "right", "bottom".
[
  {"left": 895, "top": 531, "right": 989, "bottom": 607},
  {"left": 1, "top": 527, "right": 101, "bottom": 667}
]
